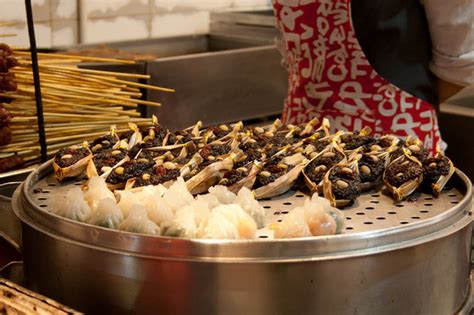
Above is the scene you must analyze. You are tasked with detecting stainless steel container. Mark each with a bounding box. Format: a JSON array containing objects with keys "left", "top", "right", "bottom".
[{"left": 11, "top": 161, "right": 473, "bottom": 315}]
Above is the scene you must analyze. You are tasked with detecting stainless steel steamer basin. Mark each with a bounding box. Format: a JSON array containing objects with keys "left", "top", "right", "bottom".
[{"left": 12, "top": 161, "right": 473, "bottom": 314}]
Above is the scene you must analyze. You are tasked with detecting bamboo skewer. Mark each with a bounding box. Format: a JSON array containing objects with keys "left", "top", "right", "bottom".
[
  {"left": 39, "top": 64, "right": 150, "bottom": 79},
  {"left": 0, "top": 47, "right": 175, "bottom": 170},
  {"left": 14, "top": 50, "right": 136, "bottom": 64}
]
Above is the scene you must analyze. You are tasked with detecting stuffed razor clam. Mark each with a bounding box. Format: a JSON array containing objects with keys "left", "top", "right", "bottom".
[
  {"left": 365, "top": 134, "right": 399, "bottom": 152},
  {"left": 186, "top": 149, "right": 243, "bottom": 195},
  {"left": 302, "top": 142, "right": 346, "bottom": 193},
  {"left": 404, "top": 137, "right": 429, "bottom": 163},
  {"left": 391, "top": 137, "right": 429, "bottom": 163},
  {"left": 383, "top": 149, "right": 424, "bottom": 202},
  {"left": 298, "top": 117, "right": 320, "bottom": 138},
  {"left": 87, "top": 147, "right": 129, "bottom": 178},
  {"left": 90, "top": 126, "right": 119, "bottom": 154},
  {"left": 340, "top": 126, "right": 374, "bottom": 152},
  {"left": 205, "top": 121, "right": 244, "bottom": 140},
  {"left": 126, "top": 122, "right": 143, "bottom": 150},
  {"left": 126, "top": 163, "right": 180, "bottom": 189},
  {"left": 323, "top": 159, "right": 361, "bottom": 207},
  {"left": 301, "top": 137, "right": 330, "bottom": 159},
  {"left": 423, "top": 149, "right": 455, "bottom": 197},
  {"left": 222, "top": 161, "right": 262, "bottom": 194},
  {"left": 53, "top": 143, "right": 92, "bottom": 181},
  {"left": 105, "top": 157, "right": 155, "bottom": 190},
  {"left": 358, "top": 150, "right": 390, "bottom": 191},
  {"left": 254, "top": 152, "right": 307, "bottom": 199}
]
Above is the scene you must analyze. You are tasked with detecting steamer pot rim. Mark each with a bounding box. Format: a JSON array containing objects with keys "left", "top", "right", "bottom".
[{"left": 12, "top": 160, "right": 473, "bottom": 260}]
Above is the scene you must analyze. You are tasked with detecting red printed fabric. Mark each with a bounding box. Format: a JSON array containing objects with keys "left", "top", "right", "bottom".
[{"left": 272, "top": 0, "right": 444, "bottom": 153}]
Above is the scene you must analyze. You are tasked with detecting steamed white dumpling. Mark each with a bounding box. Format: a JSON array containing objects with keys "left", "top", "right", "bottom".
[
  {"left": 116, "top": 190, "right": 140, "bottom": 218},
  {"left": 198, "top": 212, "right": 239, "bottom": 239},
  {"left": 56, "top": 187, "right": 91, "bottom": 222},
  {"left": 146, "top": 194, "right": 174, "bottom": 226},
  {"left": 86, "top": 197, "right": 123, "bottom": 229},
  {"left": 204, "top": 204, "right": 257, "bottom": 239},
  {"left": 84, "top": 176, "right": 115, "bottom": 211},
  {"left": 309, "top": 193, "right": 345, "bottom": 233},
  {"left": 196, "top": 194, "right": 220, "bottom": 209},
  {"left": 303, "top": 199, "right": 336, "bottom": 236},
  {"left": 162, "top": 205, "right": 198, "bottom": 238},
  {"left": 134, "top": 185, "right": 163, "bottom": 205},
  {"left": 162, "top": 177, "right": 194, "bottom": 212},
  {"left": 271, "top": 206, "right": 311, "bottom": 239},
  {"left": 119, "top": 204, "right": 161, "bottom": 235},
  {"left": 208, "top": 185, "right": 236, "bottom": 204},
  {"left": 235, "top": 187, "right": 265, "bottom": 228},
  {"left": 189, "top": 197, "right": 211, "bottom": 226}
]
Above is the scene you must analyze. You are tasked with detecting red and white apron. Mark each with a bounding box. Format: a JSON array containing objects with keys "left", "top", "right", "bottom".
[{"left": 272, "top": 0, "right": 444, "bottom": 153}]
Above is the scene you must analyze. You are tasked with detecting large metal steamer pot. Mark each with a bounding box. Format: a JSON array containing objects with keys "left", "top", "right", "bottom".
[{"left": 12, "top": 161, "right": 473, "bottom": 314}]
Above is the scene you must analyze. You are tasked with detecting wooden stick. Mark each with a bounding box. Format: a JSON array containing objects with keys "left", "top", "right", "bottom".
[
  {"left": 37, "top": 84, "right": 161, "bottom": 107},
  {"left": 0, "top": 22, "right": 18, "bottom": 26},
  {"left": 18, "top": 58, "right": 83, "bottom": 64},
  {"left": 14, "top": 50, "right": 136, "bottom": 64},
  {"left": 39, "top": 64, "right": 150, "bottom": 79},
  {"left": 90, "top": 74, "right": 176, "bottom": 93}
]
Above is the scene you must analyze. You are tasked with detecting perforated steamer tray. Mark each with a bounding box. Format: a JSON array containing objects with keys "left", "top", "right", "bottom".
[{"left": 28, "top": 168, "right": 466, "bottom": 240}]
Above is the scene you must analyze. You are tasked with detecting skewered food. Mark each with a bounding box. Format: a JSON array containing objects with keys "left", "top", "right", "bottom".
[
  {"left": 0, "top": 104, "right": 12, "bottom": 125},
  {"left": 0, "top": 54, "right": 18, "bottom": 72},
  {"left": 0, "top": 42, "right": 174, "bottom": 173},
  {"left": 0, "top": 71, "right": 16, "bottom": 92},
  {"left": 0, "top": 155, "right": 23, "bottom": 173},
  {"left": 0, "top": 124, "right": 11, "bottom": 145}
]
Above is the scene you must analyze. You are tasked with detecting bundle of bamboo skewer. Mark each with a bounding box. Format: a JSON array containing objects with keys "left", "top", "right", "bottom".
[{"left": 0, "top": 43, "right": 174, "bottom": 173}]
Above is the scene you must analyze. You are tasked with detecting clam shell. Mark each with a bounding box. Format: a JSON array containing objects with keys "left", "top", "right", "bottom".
[
  {"left": 186, "top": 158, "right": 235, "bottom": 194},
  {"left": 302, "top": 144, "right": 347, "bottom": 194},
  {"left": 228, "top": 161, "right": 262, "bottom": 194},
  {"left": 383, "top": 153, "right": 423, "bottom": 201},
  {"left": 180, "top": 152, "right": 204, "bottom": 178},
  {"left": 53, "top": 152, "right": 92, "bottom": 181},
  {"left": 254, "top": 162, "right": 306, "bottom": 199},
  {"left": 322, "top": 159, "right": 360, "bottom": 208},
  {"left": 432, "top": 155, "right": 455, "bottom": 197}
]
